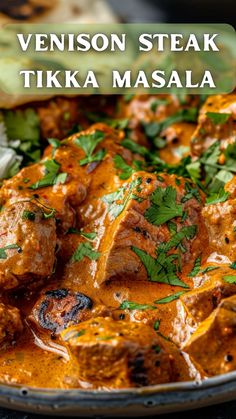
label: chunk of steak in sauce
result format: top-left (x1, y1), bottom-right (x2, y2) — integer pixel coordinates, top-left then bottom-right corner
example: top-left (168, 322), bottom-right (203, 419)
top-left (172, 271), bottom-right (236, 346)
top-left (202, 198), bottom-right (236, 261)
top-left (191, 93), bottom-right (236, 157)
top-left (0, 201), bottom-right (56, 290)
top-left (183, 295), bottom-right (236, 376)
top-left (118, 94), bottom-right (198, 162)
top-left (30, 289), bottom-right (93, 334)
top-left (96, 171), bottom-right (208, 286)
top-left (0, 124), bottom-right (131, 233)
top-left (61, 316), bottom-right (176, 388)
top-left (0, 303), bottom-right (23, 346)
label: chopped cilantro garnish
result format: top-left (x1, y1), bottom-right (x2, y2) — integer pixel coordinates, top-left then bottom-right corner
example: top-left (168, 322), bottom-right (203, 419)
top-left (158, 225), bottom-right (197, 253)
top-left (143, 108), bottom-right (198, 139)
top-left (103, 178), bottom-right (141, 219)
top-left (200, 266), bottom-right (219, 275)
top-left (0, 244), bottom-right (22, 259)
top-left (119, 300), bottom-right (156, 310)
top-left (22, 210), bottom-right (35, 221)
top-left (145, 186), bottom-right (183, 226)
top-left (71, 242), bottom-right (100, 263)
top-left (223, 275), bottom-right (236, 284)
top-left (80, 231), bottom-right (97, 241)
top-left (206, 188), bottom-right (229, 205)
top-left (153, 319), bottom-right (161, 331)
top-left (206, 112), bottom-right (231, 125)
top-left (154, 291), bottom-right (186, 304)
top-left (150, 98), bottom-right (169, 112)
top-left (188, 256), bottom-right (201, 277)
top-left (75, 130), bottom-right (106, 166)
top-left (29, 159), bottom-right (67, 190)
top-left (114, 155), bottom-right (135, 180)
top-left (48, 138), bottom-right (61, 157)
top-left (230, 261), bottom-right (236, 270)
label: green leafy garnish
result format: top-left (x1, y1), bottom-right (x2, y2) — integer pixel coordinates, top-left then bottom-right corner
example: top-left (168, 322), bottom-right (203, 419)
top-left (114, 155), bottom-right (135, 180)
top-left (188, 256), bottom-right (201, 277)
top-left (119, 300), bottom-right (156, 310)
top-left (0, 244), bottom-right (22, 259)
top-left (71, 242), bottom-right (100, 263)
top-left (143, 108), bottom-right (198, 139)
top-left (153, 319), bottom-right (161, 331)
top-left (80, 231), bottom-right (97, 241)
top-left (22, 210), bottom-right (35, 221)
top-left (29, 159), bottom-right (67, 190)
top-left (75, 130), bottom-right (106, 166)
top-left (223, 275), bottom-right (236, 284)
top-left (206, 188), bottom-right (229, 205)
top-left (43, 208), bottom-right (56, 219)
top-left (154, 291), bottom-right (186, 304)
top-left (145, 186), bottom-right (183, 226)
top-left (158, 225), bottom-right (197, 253)
top-left (150, 98), bottom-right (169, 112)
top-left (206, 112), bottom-right (231, 125)
top-left (103, 178), bottom-right (141, 219)
top-left (48, 138), bottom-right (61, 157)
top-left (230, 261), bottom-right (236, 270)
top-left (200, 266), bottom-right (219, 275)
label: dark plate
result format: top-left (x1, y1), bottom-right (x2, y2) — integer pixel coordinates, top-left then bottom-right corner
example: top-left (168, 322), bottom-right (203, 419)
top-left (0, 371), bottom-right (236, 416)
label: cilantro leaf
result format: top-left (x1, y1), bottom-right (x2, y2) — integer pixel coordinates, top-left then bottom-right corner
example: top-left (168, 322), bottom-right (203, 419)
top-left (145, 186), bottom-right (183, 226)
top-left (119, 300), bottom-right (156, 310)
top-left (199, 266), bottom-right (219, 275)
top-left (29, 159), bottom-right (67, 190)
top-left (0, 244), bottom-right (21, 259)
top-left (132, 246), bottom-right (188, 288)
top-left (154, 291), bottom-right (186, 304)
top-left (103, 178), bottom-right (141, 219)
top-left (206, 188), bottom-right (229, 205)
top-left (158, 225), bottom-right (197, 253)
top-left (4, 108), bottom-right (40, 144)
top-left (114, 155), bottom-right (135, 180)
top-left (223, 275), bottom-right (236, 284)
top-left (71, 242), bottom-right (100, 263)
top-left (75, 130), bottom-right (106, 166)
top-left (143, 108), bottom-right (198, 139)
top-left (206, 112), bottom-right (231, 125)
top-left (22, 210), bottom-right (36, 221)
top-left (80, 231), bottom-right (97, 241)
top-left (48, 138), bottom-right (61, 157)
top-left (188, 256), bottom-right (201, 277)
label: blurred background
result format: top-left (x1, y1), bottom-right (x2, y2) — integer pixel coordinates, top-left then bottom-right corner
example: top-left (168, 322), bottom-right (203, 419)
top-left (0, 0), bottom-right (234, 26)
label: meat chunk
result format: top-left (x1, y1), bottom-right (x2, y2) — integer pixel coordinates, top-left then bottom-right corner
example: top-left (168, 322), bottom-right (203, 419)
top-left (202, 198), bottom-right (236, 260)
top-left (0, 303), bottom-right (23, 346)
top-left (159, 122), bottom-right (195, 164)
top-left (172, 272), bottom-right (236, 346)
top-left (96, 171), bottom-right (208, 286)
top-left (183, 295), bottom-right (236, 376)
top-left (0, 201), bottom-right (56, 290)
top-left (30, 289), bottom-right (93, 334)
top-left (191, 93), bottom-right (236, 157)
top-left (180, 275), bottom-right (236, 324)
top-left (61, 317), bottom-right (176, 388)
top-left (0, 123), bottom-right (130, 233)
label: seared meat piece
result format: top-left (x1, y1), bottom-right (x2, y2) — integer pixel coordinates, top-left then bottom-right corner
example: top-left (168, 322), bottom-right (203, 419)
top-left (180, 275), bottom-right (236, 324)
top-left (0, 123), bottom-right (130, 233)
top-left (172, 272), bottom-right (236, 346)
top-left (191, 93), bottom-right (236, 157)
top-left (0, 303), bottom-right (23, 346)
top-left (118, 94), bottom-right (198, 154)
top-left (159, 122), bottom-right (195, 164)
top-left (96, 171), bottom-right (207, 285)
top-left (30, 289), bottom-right (93, 334)
top-left (37, 97), bottom-right (81, 140)
top-left (184, 295), bottom-right (236, 376)
top-left (0, 201), bottom-right (56, 290)
top-left (61, 317), bottom-right (176, 388)
top-left (202, 198), bottom-right (236, 260)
